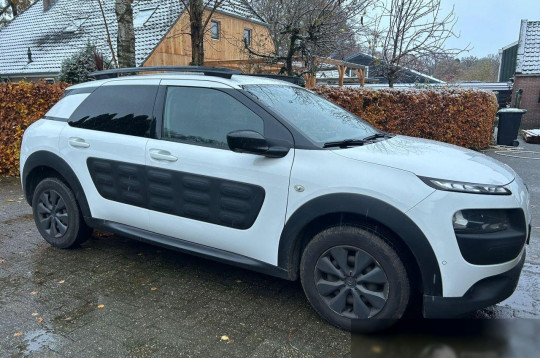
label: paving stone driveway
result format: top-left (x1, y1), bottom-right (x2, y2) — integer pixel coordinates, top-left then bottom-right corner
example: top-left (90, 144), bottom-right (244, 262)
top-left (0, 141), bottom-right (538, 357)
top-left (0, 177), bottom-right (348, 357)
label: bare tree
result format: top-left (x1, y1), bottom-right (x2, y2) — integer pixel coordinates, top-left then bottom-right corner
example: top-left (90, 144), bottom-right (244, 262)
top-left (430, 55), bottom-right (460, 82)
top-left (115, 0), bottom-right (135, 68)
top-left (243, 0), bottom-right (372, 76)
top-left (457, 54), bottom-right (500, 82)
top-left (177, 0), bottom-right (228, 66)
top-left (96, 0), bottom-right (118, 68)
top-left (375, 0), bottom-right (467, 87)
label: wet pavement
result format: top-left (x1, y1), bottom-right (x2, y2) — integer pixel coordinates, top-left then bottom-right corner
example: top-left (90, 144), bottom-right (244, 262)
top-left (0, 140), bottom-right (538, 357)
top-left (0, 174), bottom-right (349, 357)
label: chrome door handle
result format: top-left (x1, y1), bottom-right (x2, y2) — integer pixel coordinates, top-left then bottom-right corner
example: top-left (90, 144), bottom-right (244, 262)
top-left (68, 137), bottom-right (90, 148)
top-left (149, 149), bottom-right (178, 162)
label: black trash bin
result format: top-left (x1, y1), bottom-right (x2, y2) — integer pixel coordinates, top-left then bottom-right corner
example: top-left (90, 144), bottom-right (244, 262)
top-left (497, 108), bottom-right (527, 146)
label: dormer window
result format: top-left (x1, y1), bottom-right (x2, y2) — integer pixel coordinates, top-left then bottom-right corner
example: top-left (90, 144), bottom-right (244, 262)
top-left (134, 7), bottom-right (157, 28)
top-left (64, 17), bottom-right (87, 33)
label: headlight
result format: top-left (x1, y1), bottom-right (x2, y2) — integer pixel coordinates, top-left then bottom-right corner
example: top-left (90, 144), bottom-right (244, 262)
top-left (419, 177), bottom-right (511, 195)
top-left (453, 210), bottom-right (509, 233)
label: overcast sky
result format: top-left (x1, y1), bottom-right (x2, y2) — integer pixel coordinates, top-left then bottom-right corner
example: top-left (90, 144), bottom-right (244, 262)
top-left (440, 0), bottom-right (540, 58)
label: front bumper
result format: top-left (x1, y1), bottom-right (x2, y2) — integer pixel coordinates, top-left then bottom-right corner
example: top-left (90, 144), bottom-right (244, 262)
top-left (423, 250), bottom-right (526, 318)
top-left (407, 176), bottom-right (531, 297)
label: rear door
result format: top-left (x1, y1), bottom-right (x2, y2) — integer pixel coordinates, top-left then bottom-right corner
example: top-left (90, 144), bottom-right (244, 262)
top-left (58, 79), bottom-right (159, 230)
top-left (144, 80), bottom-right (295, 264)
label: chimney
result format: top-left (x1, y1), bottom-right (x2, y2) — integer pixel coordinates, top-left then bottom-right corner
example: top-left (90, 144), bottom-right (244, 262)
top-left (43, 0), bottom-right (54, 12)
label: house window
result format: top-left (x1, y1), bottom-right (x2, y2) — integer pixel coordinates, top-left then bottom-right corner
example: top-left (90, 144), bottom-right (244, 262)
top-left (64, 17), bottom-right (87, 32)
top-left (211, 20), bottom-right (220, 40)
top-left (133, 7), bottom-right (157, 28)
top-left (244, 28), bottom-right (252, 46)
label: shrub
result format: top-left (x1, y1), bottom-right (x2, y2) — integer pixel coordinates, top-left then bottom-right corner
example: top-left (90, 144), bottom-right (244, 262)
top-left (0, 81), bottom-right (68, 176)
top-left (312, 86), bottom-right (499, 149)
top-left (0, 83), bottom-right (498, 176)
top-left (58, 43), bottom-right (110, 84)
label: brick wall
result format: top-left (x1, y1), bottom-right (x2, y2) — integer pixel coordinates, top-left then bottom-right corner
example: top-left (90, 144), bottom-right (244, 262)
top-left (513, 75), bottom-right (540, 129)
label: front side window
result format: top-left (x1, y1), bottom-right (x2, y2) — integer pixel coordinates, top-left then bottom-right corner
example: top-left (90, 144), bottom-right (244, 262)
top-left (68, 85), bottom-right (158, 137)
top-left (244, 85), bottom-right (379, 146)
top-left (244, 28), bottom-right (252, 46)
top-left (162, 87), bottom-right (264, 149)
top-left (211, 20), bottom-right (220, 40)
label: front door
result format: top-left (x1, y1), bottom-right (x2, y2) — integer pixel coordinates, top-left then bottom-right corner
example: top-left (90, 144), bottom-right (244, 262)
top-left (145, 80), bottom-right (294, 265)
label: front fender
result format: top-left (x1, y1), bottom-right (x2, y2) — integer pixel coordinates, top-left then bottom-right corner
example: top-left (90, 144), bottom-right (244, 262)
top-left (278, 193), bottom-right (442, 296)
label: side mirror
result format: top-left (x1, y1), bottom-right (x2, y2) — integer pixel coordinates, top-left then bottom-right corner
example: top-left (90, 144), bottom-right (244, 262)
top-left (227, 130), bottom-right (290, 158)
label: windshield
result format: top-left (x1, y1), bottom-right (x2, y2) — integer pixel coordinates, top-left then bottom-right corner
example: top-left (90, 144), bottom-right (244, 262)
top-left (243, 84), bottom-right (380, 146)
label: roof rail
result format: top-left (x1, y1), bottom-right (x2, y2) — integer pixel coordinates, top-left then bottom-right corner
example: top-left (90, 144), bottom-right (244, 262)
top-left (89, 66), bottom-right (243, 80)
top-left (245, 74), bottom-right (304, 86)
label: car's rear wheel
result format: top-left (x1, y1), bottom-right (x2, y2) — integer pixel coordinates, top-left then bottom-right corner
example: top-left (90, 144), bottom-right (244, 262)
top-left (300, 225), bottom-right (410, 333)
top-left (32, 177), bottom-right (92, 249)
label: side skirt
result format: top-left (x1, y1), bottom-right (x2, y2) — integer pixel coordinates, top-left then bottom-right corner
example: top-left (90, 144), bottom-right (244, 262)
top-left (86, 218), bottom-right (291, 280)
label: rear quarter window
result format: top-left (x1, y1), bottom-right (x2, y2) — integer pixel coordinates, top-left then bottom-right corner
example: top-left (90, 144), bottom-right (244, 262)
top-left (45, 93), bottom-right (92, 121)
top-left (68, 85), bottom-right (158, 137)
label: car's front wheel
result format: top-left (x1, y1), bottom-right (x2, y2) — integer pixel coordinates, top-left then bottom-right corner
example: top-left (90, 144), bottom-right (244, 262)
top-left (32, 177), bottom-right (92, 249)
top-left (300, 225), bottom-right (410, 332)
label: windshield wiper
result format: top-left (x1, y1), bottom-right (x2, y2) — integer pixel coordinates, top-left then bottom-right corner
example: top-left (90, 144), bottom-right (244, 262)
top-left (323, 139), bottom-right (366, 148)
top-left (362, 133), bottom-right (391, 141)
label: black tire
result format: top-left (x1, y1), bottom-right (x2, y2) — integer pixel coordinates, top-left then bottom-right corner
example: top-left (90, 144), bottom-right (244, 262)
top-left (32, 177), bottom-right (92, 249)
top-left (300, 225), bottom-right (410, 333)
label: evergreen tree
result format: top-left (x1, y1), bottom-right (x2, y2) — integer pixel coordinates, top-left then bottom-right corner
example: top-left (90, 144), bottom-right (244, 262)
top-left (58, 43), bottom-right (109, 84)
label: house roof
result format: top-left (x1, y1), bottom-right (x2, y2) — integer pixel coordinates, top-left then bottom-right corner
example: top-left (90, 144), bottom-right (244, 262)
top-left (0, 0), bottom-right (262, 77)
top-left (516, 20), bottom-right (540, 75)
top-left (344, 52), bottom-right (444, 84)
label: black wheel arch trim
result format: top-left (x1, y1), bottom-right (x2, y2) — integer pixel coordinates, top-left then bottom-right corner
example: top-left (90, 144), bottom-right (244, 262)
top-left (278, 193), bottom-right (443, 296)
top-left (22, 151), bottom-right (92, 220)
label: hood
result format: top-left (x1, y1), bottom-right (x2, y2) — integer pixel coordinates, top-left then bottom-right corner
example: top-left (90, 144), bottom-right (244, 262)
top-left (332, 135), bottom-right (515, 186)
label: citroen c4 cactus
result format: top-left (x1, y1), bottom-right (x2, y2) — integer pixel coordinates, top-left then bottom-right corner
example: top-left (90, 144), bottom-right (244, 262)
top-left (20, 67), bottom-right (532, 332)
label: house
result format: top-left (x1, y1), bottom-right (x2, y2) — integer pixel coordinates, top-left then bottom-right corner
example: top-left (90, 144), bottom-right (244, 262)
top-left (0, 0), bottom-right (273, 82)
top-left (498, 41), bottom-right (519, 83)
top-left (513, 19), bottom-right (540, 129)
top-left (340, 52), bottom-right (444, 85)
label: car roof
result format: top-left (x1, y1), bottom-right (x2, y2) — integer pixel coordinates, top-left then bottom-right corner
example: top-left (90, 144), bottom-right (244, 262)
top-left (67, 74), bottom-right (297, 91)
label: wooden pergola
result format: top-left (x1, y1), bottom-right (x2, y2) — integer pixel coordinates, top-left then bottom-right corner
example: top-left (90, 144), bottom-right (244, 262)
top-left (204, 57), bottom-right (366, 88)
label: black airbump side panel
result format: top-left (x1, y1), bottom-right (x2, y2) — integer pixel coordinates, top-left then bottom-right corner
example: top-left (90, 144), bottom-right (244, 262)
top-left (87, 158), bottom-right (265, 230)
top-left (87, 158), bottom-right (147, 208)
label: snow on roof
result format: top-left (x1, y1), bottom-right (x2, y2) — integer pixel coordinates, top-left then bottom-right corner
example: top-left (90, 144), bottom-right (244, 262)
top-left (516, 20), bottom-right (540, 75)
top-left (405, 67), bottom-right (445, 84)
top-left (0, 0), bottom-right (262, 76)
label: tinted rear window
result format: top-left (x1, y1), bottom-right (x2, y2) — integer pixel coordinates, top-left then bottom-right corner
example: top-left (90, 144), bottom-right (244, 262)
top-left (68, 85), bottom-right (158, 137)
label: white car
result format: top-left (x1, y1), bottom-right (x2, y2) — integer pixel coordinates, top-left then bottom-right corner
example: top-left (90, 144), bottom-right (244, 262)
top-left (20, 67), bottom-right (532, 332)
